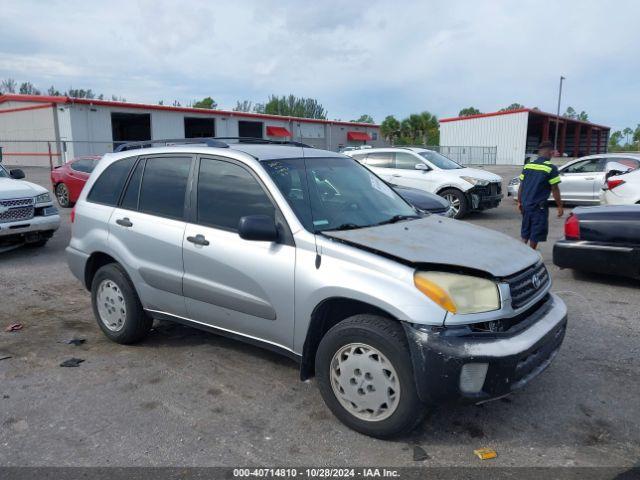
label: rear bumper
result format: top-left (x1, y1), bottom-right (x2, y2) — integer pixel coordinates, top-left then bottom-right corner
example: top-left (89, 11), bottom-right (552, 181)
top-left (66, 246), bottom-right (90, 287)
top-left (403, 293), bottom-right (567, 405)
top-left (553, 240), bottom-right (640, 278)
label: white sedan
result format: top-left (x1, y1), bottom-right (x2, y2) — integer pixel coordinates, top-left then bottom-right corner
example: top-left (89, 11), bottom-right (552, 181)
top-left (601, 168), bottom-right (640, 205)
top-left (508, 154), bottom-right (640, 204)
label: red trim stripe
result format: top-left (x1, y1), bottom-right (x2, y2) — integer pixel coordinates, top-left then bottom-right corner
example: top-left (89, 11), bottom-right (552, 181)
top-left (440, 108), bottom-right (610, 130)
top-left (0, 103), bottom-right (54, 114)
top-left (0, 152), bottom-right (61, 157)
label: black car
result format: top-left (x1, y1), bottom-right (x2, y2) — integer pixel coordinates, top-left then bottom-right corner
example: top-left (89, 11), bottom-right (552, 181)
top-left (553, 205), bottom-right (640, 278)
top-left (389, 183), bottom-right (453, 217)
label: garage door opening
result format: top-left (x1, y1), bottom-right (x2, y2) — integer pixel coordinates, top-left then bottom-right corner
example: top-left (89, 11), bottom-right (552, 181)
top-left (238, 121), bottom-right (263, 140)
top-left (184, 117), bottom-right (215, 138)
top-left (111, 113), bottom-right (151, 149)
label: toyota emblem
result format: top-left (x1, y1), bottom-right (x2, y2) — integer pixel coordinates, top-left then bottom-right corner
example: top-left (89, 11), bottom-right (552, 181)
top-left (531, 273), bottom-right (541, 289)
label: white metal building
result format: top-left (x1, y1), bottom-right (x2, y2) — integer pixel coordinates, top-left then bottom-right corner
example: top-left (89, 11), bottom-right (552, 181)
top-left (0, 94), bottom-right (384, 166)
top-left (440, 108), bottom-right (610, 165)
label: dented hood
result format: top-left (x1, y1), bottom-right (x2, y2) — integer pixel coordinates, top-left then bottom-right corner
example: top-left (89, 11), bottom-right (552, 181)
top-left (323, 216), bottom-right (540, 277)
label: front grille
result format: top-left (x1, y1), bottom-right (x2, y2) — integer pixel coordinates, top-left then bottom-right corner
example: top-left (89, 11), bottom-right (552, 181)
top-left (473, 182), bottom-right (502, 197)
top-left (0, 198), bottom-right (35, 223)
top-left (504, 263), bottom-right (549, 309)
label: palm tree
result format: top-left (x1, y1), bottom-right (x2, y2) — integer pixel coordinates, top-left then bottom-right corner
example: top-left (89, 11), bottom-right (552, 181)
top-left (623, 127), bottom-right (633, 146)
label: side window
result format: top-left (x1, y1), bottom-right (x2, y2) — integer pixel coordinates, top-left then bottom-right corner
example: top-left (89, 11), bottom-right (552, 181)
top-left (563, 159), bottom-right (600, 173)
top-left (365, 152), bottom-right (393, 168)
top-left (197, 158), bottom-right (275, 231)
top-left (120, 159), bottom-right (144, 211)
top-left (70, 159), bottom-right (95, 173)
top-left (394, 152), bottom-right (422, 170)
top-left (87, 156), bottom-right (136, 206)
top-left (138, 156), bottom-right (191, 220)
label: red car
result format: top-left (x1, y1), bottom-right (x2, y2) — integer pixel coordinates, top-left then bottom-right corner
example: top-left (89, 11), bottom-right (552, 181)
top-left (50, 156), bottom-right (101, 207)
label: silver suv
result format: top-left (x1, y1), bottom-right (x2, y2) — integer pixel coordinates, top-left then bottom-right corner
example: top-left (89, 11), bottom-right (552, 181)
top-left (67, 139), bottom-right (567, 438)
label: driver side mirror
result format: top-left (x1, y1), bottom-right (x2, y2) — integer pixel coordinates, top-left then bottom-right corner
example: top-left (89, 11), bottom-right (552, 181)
top-left (238, 215), bottom-right (279, 242)
top-left (10, 169), bottom-right (25, 179)
top-left (415, 163), bottom-right (429, 172)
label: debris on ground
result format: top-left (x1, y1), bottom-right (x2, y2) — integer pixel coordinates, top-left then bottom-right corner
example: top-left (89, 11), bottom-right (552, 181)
top-left (413, 445), bottom-right (430, 461)
top-left (4, 323), bottom-right (23, 332)
top-left (60, 358), bottom-right (85, 367)
top-left (60, 338), bottom-right (86, 346)
top-left (0, 356), bottom-right (12, 361)
top-left (473, 447), bottom-right (497, 460)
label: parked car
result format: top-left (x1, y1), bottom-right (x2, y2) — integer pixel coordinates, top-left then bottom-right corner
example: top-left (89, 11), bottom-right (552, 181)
top-left (508, 154), bottom-right (640, 203)
top-left (600, 167), bottom-right (640, 206)
top-left (0, 163), bottom-right (60, 251)
top-left (50, 156), bottom-right (101, 207)
top-left (390, 183), bottom-right (454, 217)
top-left (553, 205), bottom-right (640, 278)
top-left (67, 139), bottom-right (567, 438)
top-left (346, 147), bottom-right (502, 219)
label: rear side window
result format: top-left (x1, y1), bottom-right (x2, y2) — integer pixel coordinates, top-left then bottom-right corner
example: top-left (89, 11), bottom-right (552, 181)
top-left (87, 157), bottom-right (136, 206)
top-left (365, 152), bottom-right (393, 168)
top-left (197, 158), bottom-right (275, 231)
top-left (71, 158), bottom-right (96, 173)
top-left (138, 156), bottom-right (191, 220)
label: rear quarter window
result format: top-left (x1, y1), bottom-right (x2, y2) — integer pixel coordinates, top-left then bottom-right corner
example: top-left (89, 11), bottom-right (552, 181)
top-left (87, 156), bottom-right (137, 206)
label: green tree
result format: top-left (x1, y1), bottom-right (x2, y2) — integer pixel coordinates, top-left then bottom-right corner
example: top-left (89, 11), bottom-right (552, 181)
top-left (609, 131), bottom-right (623, 150)
top-left (192, 97), bottom-right (218, 109)
top-left (47, 86), bottom-right (61, 96)
top-left (633, 124), bottom-right (640, 144)
top-left (0, 78), bottom-right (17, 94)
top-left (380, 115), bottom-right (400, 143)
top-left (19, 82), bottom-right (40, 95)
top-left (261, 95), bottom-right (327, 119)
top-left (623, 127), bottom-right (633, 145)
top-left (351, 114), bottom-right (374, 124)
top-left (563, 106), bottom-right (577, 119)
top-left (500, 103), bottom-right (525, 111)
top-left (458, 107), bottom-right (481, 116)
top-left (233, 100), bottom-right (254, 112)
top-left (577, 111), bottom-right (589, 121)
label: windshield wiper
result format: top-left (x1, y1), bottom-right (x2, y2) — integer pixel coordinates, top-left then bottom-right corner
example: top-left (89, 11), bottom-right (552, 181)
top-left (372, 214), bottom-right (421, 227)
top-left (324, 223), bottom-right (363, 231)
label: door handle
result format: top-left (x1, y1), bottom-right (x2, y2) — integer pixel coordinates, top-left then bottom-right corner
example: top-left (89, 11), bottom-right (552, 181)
top-left (116, 217), bottom-right (133, 227)
top-left (392, 174), bottom-right (402, 177)
top-left (187, 234), bottom-right (210, 246)
top-left (584, 177), bottom-right (595, 180)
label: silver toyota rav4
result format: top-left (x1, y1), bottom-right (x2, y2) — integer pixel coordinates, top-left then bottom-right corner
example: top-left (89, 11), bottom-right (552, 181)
top-left (67, 138), bottom-right (567, 438)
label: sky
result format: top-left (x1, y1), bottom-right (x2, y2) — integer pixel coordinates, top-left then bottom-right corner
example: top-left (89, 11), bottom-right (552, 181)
top-left (1, 0), bottom-right (639, 131)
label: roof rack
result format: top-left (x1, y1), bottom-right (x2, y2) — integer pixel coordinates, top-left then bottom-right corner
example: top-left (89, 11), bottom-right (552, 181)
top-left (212, 137), bottom-right (313, 148)
top-left (114, 138), bottom-right (229, 152)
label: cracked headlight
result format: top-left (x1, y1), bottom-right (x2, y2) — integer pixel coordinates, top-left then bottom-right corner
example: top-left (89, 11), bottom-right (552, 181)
top-left (34, 193), bottom-right (51, 204)
top-left (414, 271), bottom-right (500, 314)
top-left (461, 176), bottom-right (490, 187)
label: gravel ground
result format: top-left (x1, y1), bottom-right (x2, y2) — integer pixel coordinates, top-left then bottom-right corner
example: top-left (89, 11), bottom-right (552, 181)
top-left (0, 165), bottom-right (638, 468)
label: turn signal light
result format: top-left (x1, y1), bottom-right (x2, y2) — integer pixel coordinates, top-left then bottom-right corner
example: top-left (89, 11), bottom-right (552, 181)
top-left (564, 213), bottom-right (580, 240)
top-left (606, 178), bottom-right (625, 190)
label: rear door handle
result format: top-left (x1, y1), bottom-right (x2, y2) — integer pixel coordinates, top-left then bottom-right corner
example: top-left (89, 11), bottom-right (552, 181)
top-left (116, 217), bottom-right (133, 227)
top-left (187, 234), bottom-right (210, 246)
top-left (584, 177), bottom-right (595, 180)
top-left (392, 174), bottom-right (402, 177)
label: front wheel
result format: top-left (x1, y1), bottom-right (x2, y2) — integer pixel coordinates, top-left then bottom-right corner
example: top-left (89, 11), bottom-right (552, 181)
top-left (55, 183), bottom-right (72, 208)
top-left (439, 188), bottom-right (469, 219)
top-left (315, 315), bottom-right (426, 438)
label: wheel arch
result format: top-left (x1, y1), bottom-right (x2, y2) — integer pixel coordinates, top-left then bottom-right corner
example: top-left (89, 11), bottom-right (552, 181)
top-left (84, 251), bottom-right (120, 290)
top-left (299, 297), bottom-right (402, 381)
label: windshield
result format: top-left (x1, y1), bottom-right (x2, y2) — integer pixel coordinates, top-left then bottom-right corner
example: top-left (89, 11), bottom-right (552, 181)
top-left (419, 151), bottom-right (462, 170)
top-left (262, 157), bottom-right (418, 232)
top-left (0, 165), bottom-right (8, 178)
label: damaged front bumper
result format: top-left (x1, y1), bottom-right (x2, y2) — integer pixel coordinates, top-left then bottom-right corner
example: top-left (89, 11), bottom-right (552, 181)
top-left (402, 293), bottom-right (567, 405)
top-left (468, 183), bottom-right (503, 210)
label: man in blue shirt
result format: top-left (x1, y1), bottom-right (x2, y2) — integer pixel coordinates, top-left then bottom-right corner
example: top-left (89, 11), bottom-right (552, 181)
top-left (517, 141), bottom-right (564, 249)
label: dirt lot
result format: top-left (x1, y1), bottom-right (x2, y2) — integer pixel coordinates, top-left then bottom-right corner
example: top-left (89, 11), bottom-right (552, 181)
top-left (0, 165), bottom-right (639, 468)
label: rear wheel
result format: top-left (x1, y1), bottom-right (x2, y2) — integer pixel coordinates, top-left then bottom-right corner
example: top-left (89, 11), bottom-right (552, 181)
top-left (439, 188), bottom-right (469, 219)
top-left (91, 263), bottom-right (152, 344)
top-left (315, 315), bottom-right (425, 438)
top-left (55, 183), bottom-right (72, 208)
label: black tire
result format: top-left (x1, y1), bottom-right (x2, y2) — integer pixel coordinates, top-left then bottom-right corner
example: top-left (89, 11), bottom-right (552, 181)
top-left (439, 188), bottom-right (469, 219)
top-left (315, 314), bottom-right (426, 438)
top-left (55, 183), bottom-right (73, 208)
top-left (90, 263), bottom-right (152, 344)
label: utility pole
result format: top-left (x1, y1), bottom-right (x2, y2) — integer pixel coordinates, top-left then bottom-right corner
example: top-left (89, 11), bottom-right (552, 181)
top-left (553, 76), bottom-right (565, 153)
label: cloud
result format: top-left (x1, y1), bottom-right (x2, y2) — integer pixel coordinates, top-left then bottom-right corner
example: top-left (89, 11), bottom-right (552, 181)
top-left (0, 0), bottom-right (638, 129)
